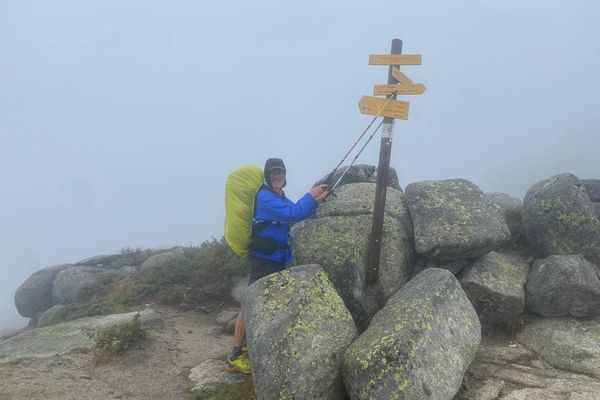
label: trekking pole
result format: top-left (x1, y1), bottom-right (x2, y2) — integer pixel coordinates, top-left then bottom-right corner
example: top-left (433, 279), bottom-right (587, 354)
top-left (323, 96), bottom-right (396, 187)
top-left (330, 118), bottom-right (385, 192)
top-left (322, 116), bottom-right (379, 184)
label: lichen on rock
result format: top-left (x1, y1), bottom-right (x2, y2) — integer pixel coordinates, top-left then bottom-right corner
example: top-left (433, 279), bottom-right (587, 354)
top-left (522, 173), bottom-right (600, 261)
top-left (460, 251), bottom-right (529, 324)
top-left (405, 179), bottom-right (510, 261)
top-left (291, 183), bottom-right (414, 330)
top-left (525, 254), bottom-right (600, 317)
top-left (241, 264), bottom-right (357, 400)
top-left (342, 268), bottom-right (481, 400)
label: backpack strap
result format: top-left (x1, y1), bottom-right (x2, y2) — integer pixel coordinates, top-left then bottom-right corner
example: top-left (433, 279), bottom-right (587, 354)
top-left (251, 185), bottom-right (279, 234)
top-left (251, 185), bottom-right (284, 237)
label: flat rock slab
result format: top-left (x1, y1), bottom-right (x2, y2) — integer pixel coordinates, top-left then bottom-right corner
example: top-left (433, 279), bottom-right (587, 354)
top-left (0, 308), bottom-right (163, 364)
top-left (188, 358), bottom-right (250, 394)
top-left (516, 316), bottom-right (600, 378)
top-left (456, 328), bottom-right (600, 400)
top-left (405, 179), bottom-right (510, 260)
top-left (316, 182), bottom-right (410, 221)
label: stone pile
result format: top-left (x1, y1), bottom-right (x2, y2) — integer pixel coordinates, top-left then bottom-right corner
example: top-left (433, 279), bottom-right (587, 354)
top-left (13, 167), bottom-right (600, 399)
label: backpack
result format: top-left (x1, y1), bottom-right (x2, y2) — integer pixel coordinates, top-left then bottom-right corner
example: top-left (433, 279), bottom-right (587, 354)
top-left (224, 164), bottom-right (264, 257)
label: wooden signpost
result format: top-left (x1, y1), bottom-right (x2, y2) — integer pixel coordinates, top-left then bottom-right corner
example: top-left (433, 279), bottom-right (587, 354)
top-left (362, 39), bottom-right (425, 286)
top-left (368, 54), bottom-right (422, 65)
top-left (358, 96), bottom-right (409, 119)
top-left (391, 67), bottom-right (413, 84)
top-left (373, 83), bottom-right (426, 96)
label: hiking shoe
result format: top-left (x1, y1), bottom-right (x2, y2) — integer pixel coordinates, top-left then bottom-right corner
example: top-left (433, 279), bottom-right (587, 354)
top-left (226, 355), bottom-right (251, 375)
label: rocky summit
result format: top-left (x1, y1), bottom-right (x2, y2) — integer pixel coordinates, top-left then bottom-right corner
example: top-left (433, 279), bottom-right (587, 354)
top-left (343, 268), bottom-right (481, 400)
top-left (241, 264), bottom-right (357, 400)
top-left (7, 169), bottom-right (600, 399)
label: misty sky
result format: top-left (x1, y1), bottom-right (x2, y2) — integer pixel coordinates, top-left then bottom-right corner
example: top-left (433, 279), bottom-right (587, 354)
top-left (1, 1), bottom-right (599, 329)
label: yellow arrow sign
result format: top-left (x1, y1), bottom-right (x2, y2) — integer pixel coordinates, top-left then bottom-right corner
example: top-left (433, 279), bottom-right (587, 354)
top-left (373, 83), bottom-right (426, 96)
top-left (369, 54), bottom-right (422, 65)
top-left (358, 96), bottom-right (409, 120)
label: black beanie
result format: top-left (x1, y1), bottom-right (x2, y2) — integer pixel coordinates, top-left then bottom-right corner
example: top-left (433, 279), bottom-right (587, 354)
top-left (264, 158), bottom-right (287, 188)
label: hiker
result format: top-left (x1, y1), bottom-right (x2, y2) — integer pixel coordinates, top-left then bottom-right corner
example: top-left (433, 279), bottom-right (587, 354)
top-left (226, 158), bottom-right (330, 374)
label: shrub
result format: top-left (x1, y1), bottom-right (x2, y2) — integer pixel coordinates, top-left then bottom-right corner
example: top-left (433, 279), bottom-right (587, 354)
top-left (183, 238), bottom-right (248, 290)
top-left (90, 313), bottom-right (147, 356)
top-left (107, 277), bottom-right (140, 304)
top-left (77, 272), bottom-right (120, 302)
top-left (157, 284), bottom-right (187, 304)
top-left (136, 238), bottom-right (248, 304)
top-left (108, 247), bottom-right (165, 269)
top-left (49, 237), bottom-right (249, 324)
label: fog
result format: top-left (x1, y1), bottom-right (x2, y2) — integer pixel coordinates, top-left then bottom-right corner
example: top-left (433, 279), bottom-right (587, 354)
top-left (1, 0), bottom-right (599, 329)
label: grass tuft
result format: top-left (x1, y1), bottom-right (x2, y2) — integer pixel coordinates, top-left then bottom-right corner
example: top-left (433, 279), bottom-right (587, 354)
top-left (89, 313), bottom-right (148, 363)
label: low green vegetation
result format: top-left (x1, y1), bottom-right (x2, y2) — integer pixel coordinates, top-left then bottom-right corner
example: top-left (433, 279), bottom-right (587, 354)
top-left (43, 301), bottom-right (128, 326)
top-left (89, 313), bottom-right (148, 363)
top-left (48, 238), bottom-right (248, 326)
top-left (108, 247), bottom-right (165, 269)
top-left (137, 240), bottom-right (248, 304)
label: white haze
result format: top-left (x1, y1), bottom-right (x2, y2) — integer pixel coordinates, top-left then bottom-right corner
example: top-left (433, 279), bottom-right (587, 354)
top-left (1, 0), bottom-right (599, 329)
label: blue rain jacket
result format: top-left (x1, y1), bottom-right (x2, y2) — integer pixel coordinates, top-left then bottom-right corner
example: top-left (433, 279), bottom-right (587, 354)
top-left (250, 186), bottom-right (317, 265)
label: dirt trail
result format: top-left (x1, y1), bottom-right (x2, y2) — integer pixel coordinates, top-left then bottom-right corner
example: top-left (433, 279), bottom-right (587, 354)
top-left (0, 304), bottom-right (232, 400)
top-left (4, 305), bottom-right (600, 399)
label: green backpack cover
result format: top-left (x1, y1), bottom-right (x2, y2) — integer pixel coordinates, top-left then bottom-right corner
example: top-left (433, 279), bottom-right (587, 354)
top-left (224, 164), bottom-right (264, 257)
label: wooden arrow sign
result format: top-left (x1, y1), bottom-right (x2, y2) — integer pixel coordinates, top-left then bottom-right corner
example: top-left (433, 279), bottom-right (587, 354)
top-left (369, 54), bottom-right (422, 65)
top-left (373, 83), bottom-right (426, 96)
top-left (391, 67), bottom-right (413, 84)
top-left (358, 96), bottom-right (409, 120)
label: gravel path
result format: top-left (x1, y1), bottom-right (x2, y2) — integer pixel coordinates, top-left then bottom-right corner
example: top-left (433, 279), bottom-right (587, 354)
top-left (0, 304), bottom-right (232, 400)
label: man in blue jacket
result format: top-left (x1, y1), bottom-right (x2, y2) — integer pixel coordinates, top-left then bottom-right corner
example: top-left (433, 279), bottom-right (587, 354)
top-left (226, 158), bottom-right (329, 374)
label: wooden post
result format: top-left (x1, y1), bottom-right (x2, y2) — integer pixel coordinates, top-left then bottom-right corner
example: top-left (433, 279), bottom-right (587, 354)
top-left (366, 39), bottom-right (402, 285)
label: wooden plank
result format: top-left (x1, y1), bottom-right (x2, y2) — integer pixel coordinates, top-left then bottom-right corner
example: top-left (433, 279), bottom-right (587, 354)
top-left (391, 67), bottom-right (413, 84)
top-left (358, 96), bottom-right (409, 120)
top-left (373, 83), bottom-right (426, 96)
top-left (369, 54), bottom-right (422, 65)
